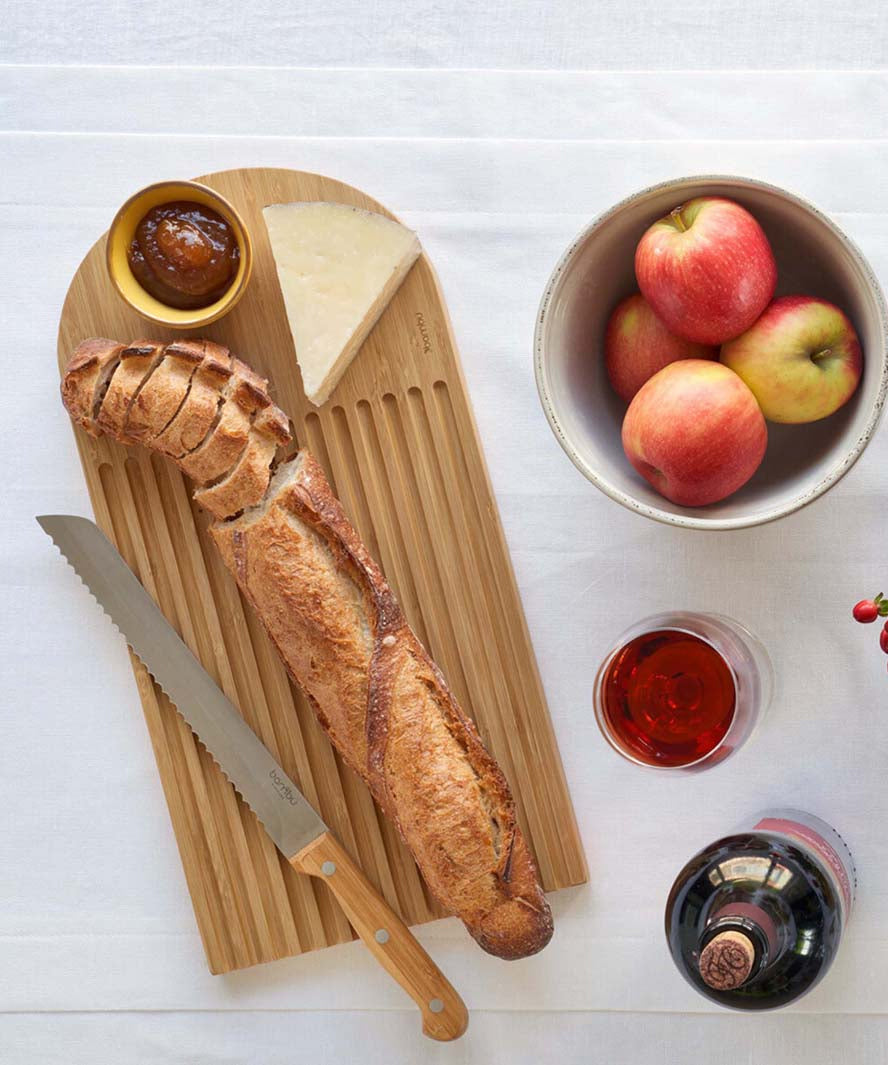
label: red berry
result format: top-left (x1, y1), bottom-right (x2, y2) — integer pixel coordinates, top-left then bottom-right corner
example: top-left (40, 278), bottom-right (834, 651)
top-left (853, 599), bottom-right (879, 623)
top-left (880, 630), bottom-right (888, 654)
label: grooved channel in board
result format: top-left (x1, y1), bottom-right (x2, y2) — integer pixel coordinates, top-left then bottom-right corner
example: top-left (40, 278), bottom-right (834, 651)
top-left (353, 399), bottom-right (430, 649)
top-left (57, 166), bottom-right (585, 973)
top-left (377, 393), bottom-right (474, 714)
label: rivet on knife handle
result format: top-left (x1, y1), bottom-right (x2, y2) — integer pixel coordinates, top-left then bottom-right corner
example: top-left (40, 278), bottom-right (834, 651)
top-left (292, 831), bottom-right (469, 1042)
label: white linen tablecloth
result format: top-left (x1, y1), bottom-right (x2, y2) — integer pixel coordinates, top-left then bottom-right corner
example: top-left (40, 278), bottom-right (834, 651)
top-left (3, 2), bottom-right (888, 1060)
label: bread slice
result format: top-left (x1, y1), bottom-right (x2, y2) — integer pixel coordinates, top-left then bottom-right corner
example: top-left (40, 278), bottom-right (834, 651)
top-left (124, 340), bottom-right (205, 443)
top-left (178, 360), bottom-right (271, 484)
top-left (192, 406), bottom-right (291, 519)
top-left (60, 338), bottom-right (125, 436)
top-left (153, 343), bottom-right (232, 457)
top-left (96, 341), bottom-right (166, 441)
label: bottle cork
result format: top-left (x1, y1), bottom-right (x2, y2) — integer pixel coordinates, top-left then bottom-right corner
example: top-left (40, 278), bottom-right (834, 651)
top-left (698, 930), bottom-right (756, 991)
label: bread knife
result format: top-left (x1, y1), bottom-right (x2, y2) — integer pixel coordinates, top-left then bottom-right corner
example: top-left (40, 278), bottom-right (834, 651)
top-left (37, 514), bottom-right (468, 1042)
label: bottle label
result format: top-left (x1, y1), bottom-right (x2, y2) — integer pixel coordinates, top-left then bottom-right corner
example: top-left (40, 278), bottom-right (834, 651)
top-left (751, 811), bottom-right (855, 920)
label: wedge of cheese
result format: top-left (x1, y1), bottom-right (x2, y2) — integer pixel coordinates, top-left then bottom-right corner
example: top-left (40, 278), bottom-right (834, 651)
top-left (262, 202), bottom-right (421, 406)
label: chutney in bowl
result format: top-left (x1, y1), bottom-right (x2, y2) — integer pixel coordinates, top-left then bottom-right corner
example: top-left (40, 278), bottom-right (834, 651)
top-left (106, 180), bottom-right (252, 329)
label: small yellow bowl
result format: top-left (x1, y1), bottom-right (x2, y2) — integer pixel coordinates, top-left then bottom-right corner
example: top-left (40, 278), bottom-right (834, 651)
top-left (106, 179), bottom-right (253, 329)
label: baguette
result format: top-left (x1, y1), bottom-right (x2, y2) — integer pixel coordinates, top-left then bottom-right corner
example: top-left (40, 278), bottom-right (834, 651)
top-left (61, 338), bottom-right (552, 960)
top-left (211, 452), bottom-right (553, 959)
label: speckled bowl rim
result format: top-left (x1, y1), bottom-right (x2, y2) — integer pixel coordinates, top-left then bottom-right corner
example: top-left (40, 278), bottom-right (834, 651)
top-left (534, 174), bottom-right (888, 531)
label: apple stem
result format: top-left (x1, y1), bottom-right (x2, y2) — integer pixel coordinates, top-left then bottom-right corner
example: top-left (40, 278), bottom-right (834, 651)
top-left (811, 348), bottom-right (832, 363)
top-left (669, 206), bottom-right (688, 233)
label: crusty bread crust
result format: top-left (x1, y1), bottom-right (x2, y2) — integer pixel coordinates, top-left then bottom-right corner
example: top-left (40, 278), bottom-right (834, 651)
top-left (211, 452), bottom-right (553, 959)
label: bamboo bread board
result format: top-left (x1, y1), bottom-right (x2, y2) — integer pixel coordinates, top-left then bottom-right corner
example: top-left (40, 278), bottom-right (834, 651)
top-left (57, 166), bottom-right (587, 974)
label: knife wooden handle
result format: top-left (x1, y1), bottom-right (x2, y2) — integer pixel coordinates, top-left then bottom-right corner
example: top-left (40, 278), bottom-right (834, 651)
top-left (292, 831), bottom-right (468, 1041)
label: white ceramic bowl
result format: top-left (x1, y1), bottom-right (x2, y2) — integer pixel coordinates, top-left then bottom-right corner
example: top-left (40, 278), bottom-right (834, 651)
top-left (534, 175), bottom-right (888, 530)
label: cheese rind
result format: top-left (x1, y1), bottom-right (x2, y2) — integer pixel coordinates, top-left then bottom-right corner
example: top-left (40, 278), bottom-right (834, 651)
top-left (262, 202), bottom-right (421, 406)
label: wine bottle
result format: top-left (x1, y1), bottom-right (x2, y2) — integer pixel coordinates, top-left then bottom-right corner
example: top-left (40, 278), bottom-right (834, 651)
top-left (665, 810), bottom-right (855, 1010)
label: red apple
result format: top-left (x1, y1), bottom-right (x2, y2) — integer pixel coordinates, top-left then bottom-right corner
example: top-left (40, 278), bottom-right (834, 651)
top-left (634, 197), bottom-right (777, 345)
top-left (720, 295), bottom-right (863, 423)
top-left (622, 360), bottom-right (767, 506)
top-left (605, 293), bottom-right (718, 402)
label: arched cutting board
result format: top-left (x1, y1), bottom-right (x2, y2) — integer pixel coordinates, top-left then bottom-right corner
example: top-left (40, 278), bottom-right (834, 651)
top-left (57, 167), bottom-right (586, 973)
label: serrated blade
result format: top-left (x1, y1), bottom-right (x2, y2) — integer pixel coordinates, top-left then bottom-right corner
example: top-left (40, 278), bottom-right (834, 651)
top-left (37, 514), bottom-right (326, 860)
